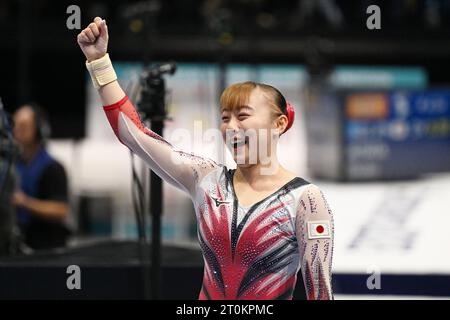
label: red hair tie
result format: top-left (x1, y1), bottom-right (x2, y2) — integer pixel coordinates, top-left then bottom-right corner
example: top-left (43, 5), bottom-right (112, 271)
top-left (283, 101), bottom-right (295, 134)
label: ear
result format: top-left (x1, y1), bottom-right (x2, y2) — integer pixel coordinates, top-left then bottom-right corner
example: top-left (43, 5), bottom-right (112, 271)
top-left (275, 114), bottom-right (289, 135)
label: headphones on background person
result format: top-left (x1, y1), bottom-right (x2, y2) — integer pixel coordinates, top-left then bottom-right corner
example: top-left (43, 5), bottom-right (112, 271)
top-left (25, 102), bottom-right (51, 143)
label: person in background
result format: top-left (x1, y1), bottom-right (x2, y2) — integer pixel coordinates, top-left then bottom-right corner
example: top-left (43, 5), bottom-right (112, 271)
top-left (12, 103), bottom-right (70, 250)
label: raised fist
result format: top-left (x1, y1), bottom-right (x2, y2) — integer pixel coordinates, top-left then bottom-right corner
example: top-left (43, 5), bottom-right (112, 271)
top-left (77, 17), bottom-right (109, 62)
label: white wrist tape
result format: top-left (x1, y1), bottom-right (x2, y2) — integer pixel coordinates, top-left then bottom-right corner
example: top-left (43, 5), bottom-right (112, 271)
top-left (85, 53), bottom-right (117, 89)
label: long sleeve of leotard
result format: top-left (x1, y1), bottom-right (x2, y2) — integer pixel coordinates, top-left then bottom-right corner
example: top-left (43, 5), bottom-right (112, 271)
top-left (295, 184), bottom-right (334, 300)
top-left (102, 95), bottom-right (221, 199)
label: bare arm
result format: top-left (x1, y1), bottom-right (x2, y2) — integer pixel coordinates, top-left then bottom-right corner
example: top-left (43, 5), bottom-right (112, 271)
top-left (13, 191), bottom-right (68, 222)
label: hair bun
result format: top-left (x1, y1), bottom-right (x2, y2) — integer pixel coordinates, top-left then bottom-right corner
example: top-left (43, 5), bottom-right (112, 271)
top-left (283, 101), bottom-right (295, 133)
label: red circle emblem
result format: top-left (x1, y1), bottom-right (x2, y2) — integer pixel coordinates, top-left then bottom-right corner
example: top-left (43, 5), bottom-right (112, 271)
top-left (316, 225), bottom-right (325, 234)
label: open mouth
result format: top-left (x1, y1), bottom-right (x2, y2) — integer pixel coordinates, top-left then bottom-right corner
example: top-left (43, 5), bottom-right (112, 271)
top-left (232, 136), bottom-right (249, 149)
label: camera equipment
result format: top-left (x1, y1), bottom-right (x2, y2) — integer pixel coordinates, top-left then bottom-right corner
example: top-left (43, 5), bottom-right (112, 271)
top-left (137, 62), bottom-right (176, 120)
top-left (133, 62), bottom-right (177, 299)
top-left (0, 98), bottom-right (20, 256)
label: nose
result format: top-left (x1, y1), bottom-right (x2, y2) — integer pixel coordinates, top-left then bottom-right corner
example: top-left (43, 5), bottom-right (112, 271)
top-left (226, 116), bottom-right (241, 133)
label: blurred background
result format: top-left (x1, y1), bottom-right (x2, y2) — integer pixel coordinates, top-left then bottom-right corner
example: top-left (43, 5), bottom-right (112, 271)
top-left (0, 0), bottom-right (450, 299)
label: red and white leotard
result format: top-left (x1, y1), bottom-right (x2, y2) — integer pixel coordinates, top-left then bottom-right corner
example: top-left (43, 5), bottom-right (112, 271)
top-left (103, 95), bottom-right (334, 300)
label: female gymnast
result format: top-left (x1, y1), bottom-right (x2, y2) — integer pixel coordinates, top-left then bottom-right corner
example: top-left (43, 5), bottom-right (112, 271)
top-left (77, 17), bottom-right (334, 300)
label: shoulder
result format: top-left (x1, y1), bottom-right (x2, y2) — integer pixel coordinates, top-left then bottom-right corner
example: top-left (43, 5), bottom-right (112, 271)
top-left (45, 159), bottom-right (66, 173)
top-left (297, 183), bottom-right (333, 216)
top-left (195, 164), bottom-right (227, 189)
top-left (41, 159), bottom-right (67, 179)
top-left (299, 182), bottom-right (327, 198)
top-left (304, 183), bottom-right (322, 196)
top-left (36, 159), bottom-right (69, 200)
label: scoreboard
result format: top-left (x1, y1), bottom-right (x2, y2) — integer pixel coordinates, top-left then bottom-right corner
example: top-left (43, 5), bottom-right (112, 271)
top-left (306, 89), bottom-right (450, 180)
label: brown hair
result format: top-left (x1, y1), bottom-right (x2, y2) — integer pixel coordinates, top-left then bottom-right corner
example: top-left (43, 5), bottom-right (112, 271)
top-left (219, 81), bottom-right (288, 118)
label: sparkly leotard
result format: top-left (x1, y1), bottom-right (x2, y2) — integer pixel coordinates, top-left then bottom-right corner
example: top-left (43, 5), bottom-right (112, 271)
top-left (103, 95), bottom-right (334, 300)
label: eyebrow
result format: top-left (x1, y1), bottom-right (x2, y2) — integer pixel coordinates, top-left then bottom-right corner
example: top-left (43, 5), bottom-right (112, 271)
top-left (239, 105), bottom-right (254, 112)
top-left (221, 105), bottom-right (254, 112)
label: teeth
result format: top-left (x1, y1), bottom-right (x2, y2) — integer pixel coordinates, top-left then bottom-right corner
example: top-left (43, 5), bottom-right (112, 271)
top-left (231, 136), bottom-right (248, 148)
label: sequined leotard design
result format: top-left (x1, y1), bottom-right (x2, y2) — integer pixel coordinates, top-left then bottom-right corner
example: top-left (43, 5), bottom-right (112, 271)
top-left (103, 95), bottom-right (334, 300)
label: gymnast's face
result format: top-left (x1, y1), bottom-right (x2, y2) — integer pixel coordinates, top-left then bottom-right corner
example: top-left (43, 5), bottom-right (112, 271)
top-left (220, 86), bottom-right (287, 167)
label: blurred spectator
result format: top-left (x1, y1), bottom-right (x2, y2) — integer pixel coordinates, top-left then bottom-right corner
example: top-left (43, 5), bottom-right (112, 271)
top-left (12, 104), bottom-right (70, 250)
top-left (291, 0), bottom-right (344, 30)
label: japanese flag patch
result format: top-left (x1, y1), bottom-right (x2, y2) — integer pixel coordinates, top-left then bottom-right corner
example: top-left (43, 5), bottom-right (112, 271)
top-left (307, 220), bottom-right (331, 240)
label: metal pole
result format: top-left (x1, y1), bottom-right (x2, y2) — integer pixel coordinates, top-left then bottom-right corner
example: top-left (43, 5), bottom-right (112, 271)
top-left (149, 118), bottom-right (163, 299)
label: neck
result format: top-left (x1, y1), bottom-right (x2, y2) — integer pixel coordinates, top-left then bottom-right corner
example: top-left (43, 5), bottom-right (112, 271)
top-left (22, 142), bottom-right (41, 163)
top-left (235, 154), bottom-right (283, 185)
